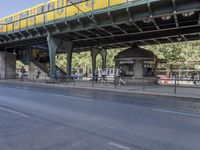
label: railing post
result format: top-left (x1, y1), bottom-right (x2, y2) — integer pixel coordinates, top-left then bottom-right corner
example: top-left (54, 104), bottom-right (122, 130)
top-left (54, 9), bottom-right (55, 21)
top-left (12, 23), bottom-right (14, 33)
top-left (26, 18), bottom-right (28, 30)
top-left (78, 3), bottom-right (80, 16)
top-left (34, 16), bottom-right (36, 27)
top-left (44, 12), bottom-right (46, 25)
top-left (19, 20), bottom-right (21, 31)
top-left (64, 4), bottom-right (66, 18)
top-left (143, 77), bottom-right (145, 91)
top-left (92, 0), bottom-right (94, 14)
top-left (114, 76), bottom-right (117, 89)
top-left (174, 76), bottom-right (177, 94)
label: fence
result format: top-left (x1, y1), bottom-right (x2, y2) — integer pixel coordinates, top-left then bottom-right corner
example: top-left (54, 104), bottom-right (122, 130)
top-left (0, 73), bottom-right (200, 97)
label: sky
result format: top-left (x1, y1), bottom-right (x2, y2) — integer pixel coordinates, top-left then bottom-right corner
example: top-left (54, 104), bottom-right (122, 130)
top-left (0, 0), bottom-right (46, 18)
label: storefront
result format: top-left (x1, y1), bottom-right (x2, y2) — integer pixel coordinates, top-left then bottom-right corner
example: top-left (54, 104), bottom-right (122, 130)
top-left (115, 45), bottom-right (158, 81)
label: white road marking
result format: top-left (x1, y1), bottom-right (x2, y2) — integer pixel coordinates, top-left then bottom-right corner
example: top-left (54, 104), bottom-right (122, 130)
top-left (152, 108), bottom-right (200, 118)
top-left (5, 87), bottom-right (27, 92)
top-left (0, 106), bottom-right (29, 118)
top-left (108, 142), bottom-right (132, 150)
top-left (53, 94), bottom-right (93, 102)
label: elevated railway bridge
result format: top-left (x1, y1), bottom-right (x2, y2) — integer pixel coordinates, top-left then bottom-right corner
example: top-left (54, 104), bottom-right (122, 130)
top-left (0, 0), bottom-right (200, 78)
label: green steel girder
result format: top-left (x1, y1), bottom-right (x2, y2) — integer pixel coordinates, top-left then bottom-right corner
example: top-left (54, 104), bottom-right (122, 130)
top-left (47, 35), bottom-right (73, 78)
top-left (91, 48), bottom-right (107, 78)
top-left (0, 0), bottom-right (200, 50)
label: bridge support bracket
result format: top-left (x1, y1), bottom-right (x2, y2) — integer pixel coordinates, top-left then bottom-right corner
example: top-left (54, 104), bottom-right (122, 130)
top-left (47, 35), bottom-right (73, 79)
top-left (91, 48), bottom-right (107, 79)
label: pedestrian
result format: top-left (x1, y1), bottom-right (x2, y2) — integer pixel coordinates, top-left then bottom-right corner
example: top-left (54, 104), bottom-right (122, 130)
top-left (94, 70), bottom-right (98, 82)
top-left (101, 69), bottom-right (106, 82)
top-left (118, 68), bottom-right (126, 85)
top-left (20, 66), bottom-right (25, 81)
top-left (56, 70), bottom-right (61, 82)
top-left (35, 68), bottom-right (41, 80)
top-left (191, 74), bottom-right (196, 85)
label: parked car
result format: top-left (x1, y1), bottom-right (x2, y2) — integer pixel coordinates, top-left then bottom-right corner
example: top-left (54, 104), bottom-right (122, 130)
top-left (156, 75), bottom-right (170, 84)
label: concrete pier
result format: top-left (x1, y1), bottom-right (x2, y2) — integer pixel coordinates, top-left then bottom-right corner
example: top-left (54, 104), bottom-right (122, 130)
top-left (0, 52), bottom-right (16, 79)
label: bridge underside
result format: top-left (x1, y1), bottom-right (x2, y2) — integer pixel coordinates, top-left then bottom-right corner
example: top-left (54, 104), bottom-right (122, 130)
top-left (0, 0), bottom-right (200, 78)
top-left (0, 0), bottom-right (199, 52)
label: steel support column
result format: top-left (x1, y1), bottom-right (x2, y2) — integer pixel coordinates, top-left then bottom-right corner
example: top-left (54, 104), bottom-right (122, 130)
top-left (67, 47), bottom-right (73, 78)
top-left (100, 49), bottom-right (107, 71)
top-left (47, 35), bottom-right (73, 79)
top-left (91, 48), bottom-right (107, 79)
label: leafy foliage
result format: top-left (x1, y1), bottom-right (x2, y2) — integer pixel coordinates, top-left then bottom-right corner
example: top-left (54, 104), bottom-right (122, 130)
top-left (145, 41), bottom-right (200, 65)
top-left (17, 41), bottom-right (200, 71)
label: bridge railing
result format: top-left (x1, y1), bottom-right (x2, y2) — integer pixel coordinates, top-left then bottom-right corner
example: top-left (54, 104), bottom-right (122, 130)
top-left (0, 0), bottom-right (140, 34)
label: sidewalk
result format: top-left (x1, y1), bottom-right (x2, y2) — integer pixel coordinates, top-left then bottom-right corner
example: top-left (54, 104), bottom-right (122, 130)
top-left (0, 79), bottom-right (200, 100)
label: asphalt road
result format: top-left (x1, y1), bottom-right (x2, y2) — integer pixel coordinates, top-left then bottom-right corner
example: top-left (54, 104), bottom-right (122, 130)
top-left (0, 83), bottom-right (200, 150)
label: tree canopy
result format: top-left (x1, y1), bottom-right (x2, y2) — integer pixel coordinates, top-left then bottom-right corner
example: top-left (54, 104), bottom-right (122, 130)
top-left (17, 41), bottom-right (200, 71)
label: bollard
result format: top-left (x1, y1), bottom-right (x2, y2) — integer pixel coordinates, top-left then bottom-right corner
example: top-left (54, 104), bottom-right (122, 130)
top-left (114, 79), bottom-right (117, 89)
top-left (114, 76), bottom-right (117, 89)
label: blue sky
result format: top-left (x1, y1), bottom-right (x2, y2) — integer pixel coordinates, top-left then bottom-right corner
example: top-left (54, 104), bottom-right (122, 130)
top-left (0, 0), bottom-right (45, 18)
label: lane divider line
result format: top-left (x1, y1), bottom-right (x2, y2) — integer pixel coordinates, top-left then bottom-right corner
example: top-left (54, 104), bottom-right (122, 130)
top-left (53, 94), bottom-right (93, 102)
top-left (108, 142), bottom-right (132, 150)
top-left (0, 106), bottom-right (29, 118)
top-left (152, 108), bottom-right (200, 118)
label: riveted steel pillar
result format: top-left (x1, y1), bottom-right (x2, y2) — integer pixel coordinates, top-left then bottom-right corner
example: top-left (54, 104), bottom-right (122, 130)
top-left (91, 49), bottom-right (99, 79)
top-left (91, 48), bottom-right (107, 79)
top-left (47, 35), bottom-right (73, 79)
top-left (99, 49), bottom-right (107, 71)
top-left (67, 48), bottom-right (73, 78)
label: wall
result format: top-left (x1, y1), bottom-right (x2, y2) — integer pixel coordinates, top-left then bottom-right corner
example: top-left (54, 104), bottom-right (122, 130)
top-left (0, 52), bottom-right (5, 79)
top-left (0, 52), bottom-right (16, 79)
top-left (134, 60), bottom-right (143, 78)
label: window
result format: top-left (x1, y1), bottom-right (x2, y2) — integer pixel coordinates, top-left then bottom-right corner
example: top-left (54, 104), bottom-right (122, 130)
top-left (68, 0), bottom-right (82, 4)
top-left (14, 15), bottom-right (19, 27)
top-left (14, 15), bottom-right (18, 21)
top-left (86, 1), bottom-right (92, 7)
top-left (5, 17), bottom-right (13, 24)
top-left (30, 8), bottom-right (36, 16)
top-left (37, 6), bottom-right (44, 14)
top-left (57, 0), bottom-right (64, 14)
top-left (57, 0), bottom-right (64, 8)
top-left (48, 2), bottom-right (55, 11)
top-left (20, 11), bottom-right (29, 19)
top-left (0, 21), bottom-right (3, 30)
top-left (143, 61), bottom-right (155, 76)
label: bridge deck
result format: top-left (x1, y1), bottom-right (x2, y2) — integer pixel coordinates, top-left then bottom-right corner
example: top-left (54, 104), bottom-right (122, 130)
top-left (0, 0), bottom-right (200, 51)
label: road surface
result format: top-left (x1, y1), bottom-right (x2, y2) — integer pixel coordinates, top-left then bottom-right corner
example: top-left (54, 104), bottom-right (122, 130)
top-left (0, 83), bottom-right (199, 150)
